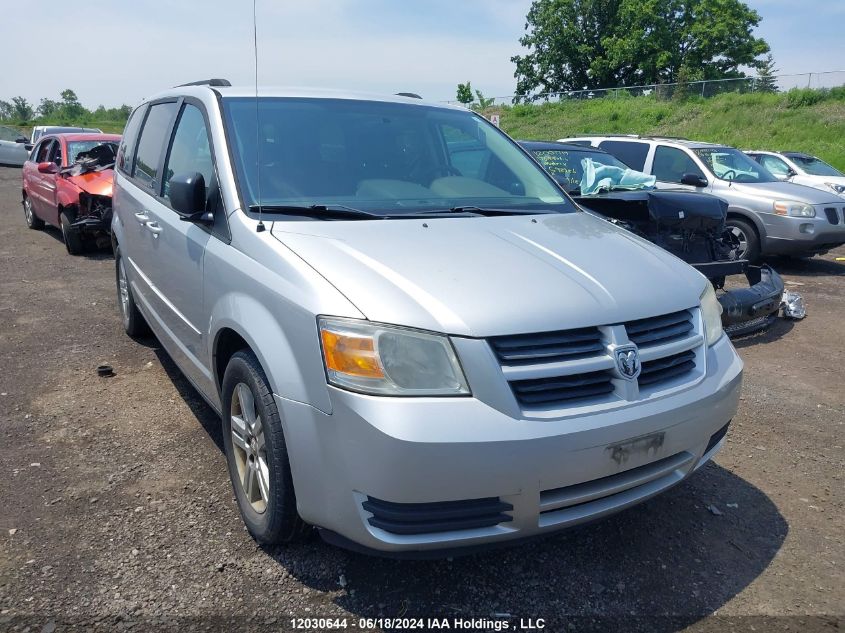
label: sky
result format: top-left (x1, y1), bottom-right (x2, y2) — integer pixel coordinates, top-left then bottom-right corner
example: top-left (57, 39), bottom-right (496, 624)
top-left (1, 0), bottom-right (843, 109)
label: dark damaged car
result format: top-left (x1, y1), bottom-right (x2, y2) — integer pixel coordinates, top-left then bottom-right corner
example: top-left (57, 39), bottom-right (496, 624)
top-left (22, 133), bottom-right (120, 254)
top-left (520, 141), bottom-right (789, 336)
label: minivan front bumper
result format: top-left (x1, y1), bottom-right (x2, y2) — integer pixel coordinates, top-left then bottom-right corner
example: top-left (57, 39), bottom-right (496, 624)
top-left (275, 336), bottom-right (742, 554)
top-left (763, 209), bottom-right (845, 255)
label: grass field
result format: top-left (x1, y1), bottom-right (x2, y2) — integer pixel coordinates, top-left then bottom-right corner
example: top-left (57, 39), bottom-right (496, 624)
top-left (495, 88), bottom-right (845, 170)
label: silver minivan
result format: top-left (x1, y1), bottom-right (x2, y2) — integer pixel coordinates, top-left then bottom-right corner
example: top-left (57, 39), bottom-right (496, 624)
top-left (112, 83), bottom-right (742, 555)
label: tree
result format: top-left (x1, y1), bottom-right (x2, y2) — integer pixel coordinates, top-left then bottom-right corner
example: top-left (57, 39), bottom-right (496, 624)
top-left (512, 0), bottom-right (623, 101)
top-left (38, 98), bottom-right (60, 118)
top-left (0, 100), bottom-right (12, 120)
top-left (456, 82), bottom-right (474, 105)
top-left (756, 54), bottom-right (778, 93)
top-left (58, 88), bottom-right (85, 119)
top-left (10, 96), bottom-right (33, 121)
top-left (513, 0), bottom-right (770, 101)
top-left (474, 90), bottom-right (495, 110)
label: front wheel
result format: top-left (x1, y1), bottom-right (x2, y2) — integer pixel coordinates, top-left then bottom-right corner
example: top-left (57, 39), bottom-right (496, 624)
top-left (23, 196), bottom-right (44, 230)
top-left (221, 350), bottom-right (310, 544)
top-left (60, 210), bottom-right (85, 255)
top-left (723, 218), bottom-right (761, 263)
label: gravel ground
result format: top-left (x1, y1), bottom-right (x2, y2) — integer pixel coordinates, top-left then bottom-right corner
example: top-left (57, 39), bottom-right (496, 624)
top-left (0, 164), bottom-right (842, 633)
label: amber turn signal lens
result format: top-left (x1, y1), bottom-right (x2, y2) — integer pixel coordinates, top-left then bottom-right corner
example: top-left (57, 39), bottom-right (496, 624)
top-left (321, 329), bottom-right (385, 379)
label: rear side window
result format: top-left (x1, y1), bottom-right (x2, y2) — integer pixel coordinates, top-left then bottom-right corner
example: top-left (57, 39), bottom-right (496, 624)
top-left (133, 102), bottom-right (178, 190)
top-left (116, 105), bottom-right (147, 175)
top-left (598, 140), bottom-right (650, 171)
top-left (162, 104), bottom-right (214, 203)
top-left (652, 145), bottom-right (705, 183)
top-left (758, 154), bottom-right (791, 177)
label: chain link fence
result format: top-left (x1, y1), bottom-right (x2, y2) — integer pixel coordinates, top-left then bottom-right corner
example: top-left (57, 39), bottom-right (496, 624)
top-left (447, 70), bottom-right (845, 107)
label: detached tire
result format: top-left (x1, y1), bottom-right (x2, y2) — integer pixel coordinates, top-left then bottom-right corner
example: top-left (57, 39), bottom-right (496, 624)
top-left (60, 210), bottom-right (85, 255)
top-left (724, 217), bottom-right (761, 263)
top-left (114, 247), bottom-right (149, 337)
top-left (23, 196), bottom-right (44, 230)
top-left (222, 350), bottom-right (310, 545)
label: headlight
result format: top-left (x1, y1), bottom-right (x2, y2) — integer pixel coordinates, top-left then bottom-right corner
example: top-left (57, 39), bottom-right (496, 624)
top-left (773, 200), bottom-right (815, 217)
top-left (824, 182), bottom-right (845, 195)
top-left (700, 283), bottom-right (724, 346)
top-left (318, 317), bottom-right (470, 396)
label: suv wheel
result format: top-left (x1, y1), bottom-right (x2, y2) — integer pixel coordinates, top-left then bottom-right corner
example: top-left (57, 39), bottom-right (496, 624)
top-left (115, 247), bottom-right (149, 337)
top-left (222, 350), bottom-right (310, 545)
top-left (23, 196), bottom-right (44, 230)
top-left (724, 218), bottom-right (760, 263)
top-left (60, 210), bottom-right (85, 255)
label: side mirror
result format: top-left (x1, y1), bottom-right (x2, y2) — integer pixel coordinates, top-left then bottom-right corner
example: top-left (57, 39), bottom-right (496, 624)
top-left (24, 144), bottom-right (33, 151)
top-left (169, 172), bottom-right (213, 223)
top-left (785, 168), bottom-right (797, 179)
top-left (680, 172), bottom-right (708, 188)
top-left (37, 162), bottom-right (58, 174)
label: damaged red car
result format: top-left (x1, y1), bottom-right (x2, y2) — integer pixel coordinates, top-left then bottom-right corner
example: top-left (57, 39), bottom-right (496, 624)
top-left (21, 133), bottom-right (120, 254)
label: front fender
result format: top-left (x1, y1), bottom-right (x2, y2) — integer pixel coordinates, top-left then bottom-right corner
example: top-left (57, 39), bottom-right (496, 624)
top-left (208, 293), bottom-right (333, 415)
top-left (727, 206), bottom-right (766, 238)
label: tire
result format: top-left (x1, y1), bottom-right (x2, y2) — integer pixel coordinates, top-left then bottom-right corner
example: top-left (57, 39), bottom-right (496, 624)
top-left (724, 217), bottom-right (761, 263)
top-left (114, 247), bottom-right (149, 337)
top-left (221, 350), bottom-right (310, 545)
top-left (23, 196), bottom-right (44, 230)
top-left (60, 210), bottom-right (85, 255)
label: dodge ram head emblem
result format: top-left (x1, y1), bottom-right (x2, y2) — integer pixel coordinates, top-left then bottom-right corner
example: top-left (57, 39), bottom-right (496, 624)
top-left (615, 346), bottom-right (641, 380)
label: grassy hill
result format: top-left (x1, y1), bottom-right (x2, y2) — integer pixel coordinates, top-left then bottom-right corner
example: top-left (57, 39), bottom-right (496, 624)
top-left (496, 88), bottom-right (845, 170)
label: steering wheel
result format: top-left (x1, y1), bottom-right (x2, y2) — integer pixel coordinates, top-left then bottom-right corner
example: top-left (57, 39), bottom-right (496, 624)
top-left (721, 169), bottom-right (737, 180)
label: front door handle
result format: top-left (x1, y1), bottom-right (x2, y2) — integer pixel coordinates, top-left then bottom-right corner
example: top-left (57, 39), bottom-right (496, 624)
top-left (134, 211), bottom-right (150, 224)
top-left (145, 221), bottom-right (163, 237)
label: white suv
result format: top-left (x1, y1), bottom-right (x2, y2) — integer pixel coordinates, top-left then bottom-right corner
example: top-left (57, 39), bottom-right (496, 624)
top-left (560, 136), bottom-right (845, 261)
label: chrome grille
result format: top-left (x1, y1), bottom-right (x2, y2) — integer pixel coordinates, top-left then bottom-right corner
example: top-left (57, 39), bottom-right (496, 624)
top-left (510, 370), bottom-right (614, 407)
top-left (639, 349), bottom-right (696, 386)
top-left (625, 310), bottom-right (693, 346)
top-left (489, 327), bottom-right (604, 364)
top-left (492, 308), bottom-right (703, 411)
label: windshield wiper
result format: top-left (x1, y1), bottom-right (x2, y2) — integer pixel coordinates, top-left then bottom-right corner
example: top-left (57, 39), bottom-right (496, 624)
top-left (447, 206), bottom-right (556, 216)
top-left (249, 204), bottom-right (383, 220)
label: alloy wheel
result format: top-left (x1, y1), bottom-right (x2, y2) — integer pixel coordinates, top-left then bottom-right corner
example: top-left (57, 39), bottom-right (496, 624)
top-left (23, 198), bottom-right (33, 224)
top-left (726, 226), bottom-right (749, 259)
top-left (230, 383), bottom-right (270, 513)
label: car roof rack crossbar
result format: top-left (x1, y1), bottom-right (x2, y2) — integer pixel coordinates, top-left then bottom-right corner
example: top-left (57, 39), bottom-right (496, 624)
top-left (176, 78), bottom-right (232, 88)
top-left (395, 92), bottom-right (423, 99)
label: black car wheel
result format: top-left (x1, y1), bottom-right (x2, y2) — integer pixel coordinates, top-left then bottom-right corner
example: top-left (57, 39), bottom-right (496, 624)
top-left (724, 218), bottom-right (760, 263)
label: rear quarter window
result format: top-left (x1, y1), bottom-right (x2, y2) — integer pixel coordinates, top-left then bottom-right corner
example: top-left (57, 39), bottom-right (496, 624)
top-left (598, 140), bottom-right (650, 171)
top-left (117, 104), bottom-right (148, 175)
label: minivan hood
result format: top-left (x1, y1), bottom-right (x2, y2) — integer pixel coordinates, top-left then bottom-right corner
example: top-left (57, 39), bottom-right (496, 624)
top-left (271, 212), bottom-right (706, 337)
top-left (720, 180), bottom-right (840, 204)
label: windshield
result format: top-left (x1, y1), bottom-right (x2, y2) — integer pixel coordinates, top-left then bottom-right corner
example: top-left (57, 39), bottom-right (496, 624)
top-left (530, 148), bottom-right (631, 191)
top-left (223, 97), bottom-right (573, 217)
top-left (786, 154), bottom-right (842, 177)
top-left (693, 147), bottom-right (777, 183)
top-left (68, 140), bottom-right (118, 164)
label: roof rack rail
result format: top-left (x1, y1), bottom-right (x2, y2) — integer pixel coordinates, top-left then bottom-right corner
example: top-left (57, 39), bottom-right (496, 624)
top-left (176, 78), bottom-right (232, 88)
top-left (639, 135), bottom-right (689, 141)
top-left (395, 92), bottom-right (422, 99)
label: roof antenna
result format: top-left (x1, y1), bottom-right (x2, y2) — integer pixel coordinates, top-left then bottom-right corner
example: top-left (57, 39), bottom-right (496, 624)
top-left (253, 0), bottom-right (265, 233)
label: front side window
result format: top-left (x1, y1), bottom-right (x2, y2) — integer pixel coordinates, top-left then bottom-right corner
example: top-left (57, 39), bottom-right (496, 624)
top-left (531, 148), bottom-right (631, 191)
top-left (598, 140), bottom-right (650, 171)
top-left (222, 97), bottom-right (572, 217)
top-left (651, 146), bottom-right (706, 183)
top-left (133, 102), bottom-right (178, 189)
top-left (35, 140), bottom-right (53, 163)
top-left (163, 104), bottom-right (214, 203)
top-left (693, 147), bottom-right (777, 183)
top-left (785, 154), bottom-right (842, 177)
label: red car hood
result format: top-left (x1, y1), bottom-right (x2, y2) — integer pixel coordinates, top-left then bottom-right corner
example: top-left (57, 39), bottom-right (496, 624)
top-left (67, 169), bottom-right (114, 197)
